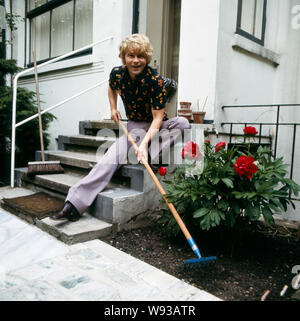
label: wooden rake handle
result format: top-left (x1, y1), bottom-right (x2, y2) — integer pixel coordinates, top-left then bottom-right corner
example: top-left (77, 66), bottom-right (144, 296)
top-left (118, 121), bottom-right (192, 241)
top-left (33, 51), bottom-right (45, 162)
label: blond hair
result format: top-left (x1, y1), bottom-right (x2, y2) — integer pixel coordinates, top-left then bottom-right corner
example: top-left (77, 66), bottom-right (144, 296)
top-left (119, 34), bottom-right (153, 65)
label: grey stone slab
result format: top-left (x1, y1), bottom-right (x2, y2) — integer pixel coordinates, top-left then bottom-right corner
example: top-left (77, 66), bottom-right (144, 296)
top-left (79, 240), bottom-right (136, 266)
top-left (17, 167), bottom-right (128, 194)
top-left (45, 151), bottom-right (149, 192)
top-left (79, 120), bottom-right (124, 137)
top-left (88, 120), bottom-right (123, 130)
top-left (36, 213), bottom-right (112, 245)
top-left (0, 186), bottom-right (35, 200)
top-left (118, 164), bottom-right (145, 192)
top-left (91, 188), bottom-right (146, 224)
top-left (0, 205), bottom-right (69, 275)
top-left (0, 279), bottom-right (77, 301)
top-left (70, 240), bottom-right (221, 301)
top-left (58, 134), bottom-right (116, 149)
top-left (45, 150), bottom-right (97, 169)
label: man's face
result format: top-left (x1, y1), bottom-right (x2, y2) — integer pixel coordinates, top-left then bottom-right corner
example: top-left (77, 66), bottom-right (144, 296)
top-left (124, 50), bottom-right (147, 80)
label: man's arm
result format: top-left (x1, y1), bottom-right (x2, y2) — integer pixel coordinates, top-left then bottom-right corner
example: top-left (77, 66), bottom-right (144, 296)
top-left (136, 108), bottom-right (165, 163)
top-left (108, 85), bottom-right (122, 124)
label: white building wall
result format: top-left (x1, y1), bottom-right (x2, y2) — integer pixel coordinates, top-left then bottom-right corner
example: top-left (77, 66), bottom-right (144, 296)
top-left (13, 0), bottom-right (133, 150)
top-left (215, 0), bottom-right (280, 128)
top-left (177, 0), bottom-right (220, 120)
top-left (215, 0), bottom-right (300, 127)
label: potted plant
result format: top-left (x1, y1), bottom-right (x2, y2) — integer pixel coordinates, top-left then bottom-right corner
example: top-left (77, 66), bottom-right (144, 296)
top-left (192, 96), bottom-right (207, 124)
top-left (178, 101), bottom-right (192, 121)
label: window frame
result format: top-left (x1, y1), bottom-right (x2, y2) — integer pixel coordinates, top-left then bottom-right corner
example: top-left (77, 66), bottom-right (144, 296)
top-left (25, 0), bottom-right (92, 66)
top-left (236, 0), bottom-right (267, 46)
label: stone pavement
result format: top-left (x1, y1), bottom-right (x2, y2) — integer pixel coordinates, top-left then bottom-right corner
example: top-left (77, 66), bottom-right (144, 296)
top-left (0, 189), bottom-right (220, 301)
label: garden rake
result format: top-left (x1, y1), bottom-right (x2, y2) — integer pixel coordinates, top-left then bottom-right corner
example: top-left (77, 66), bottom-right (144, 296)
top-left (27, 52), bottom-right (64, 177)
top-left (118, 121), bottom-right (216, 268)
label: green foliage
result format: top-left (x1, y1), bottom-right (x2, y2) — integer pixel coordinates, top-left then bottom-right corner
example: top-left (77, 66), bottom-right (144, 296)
top-left (163, 139), bottom-right (300, 236)
top-left (5, 13), bottom-right (23, 31)
top-left (0, 85), bottom-right (55, 159)
top-left (0, 58), bottom-right (22, 81)
top-left (0, 59), bottom-right (56, 183)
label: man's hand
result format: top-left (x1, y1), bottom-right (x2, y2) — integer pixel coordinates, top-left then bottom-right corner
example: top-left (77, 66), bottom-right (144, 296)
top-left (111, 109), bottom-right (122, 124)
top-left (108, 86), bottom-right (121, 124)
top-left (136, 143), bottom-right (148, 164)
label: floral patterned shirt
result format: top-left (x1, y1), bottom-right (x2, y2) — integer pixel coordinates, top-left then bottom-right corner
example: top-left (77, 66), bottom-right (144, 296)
top-left (109, 65), bottom-right (168, 122)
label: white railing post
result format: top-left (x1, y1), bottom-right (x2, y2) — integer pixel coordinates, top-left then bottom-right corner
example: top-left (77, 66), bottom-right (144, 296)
top-left (10, 75), bottom-right (18, 188)
top-left (10, 36), bottom-right (113, 188)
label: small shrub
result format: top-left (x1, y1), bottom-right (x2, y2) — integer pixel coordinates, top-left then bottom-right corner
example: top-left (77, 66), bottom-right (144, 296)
top-left (161, 128), bottom-right (300, 237)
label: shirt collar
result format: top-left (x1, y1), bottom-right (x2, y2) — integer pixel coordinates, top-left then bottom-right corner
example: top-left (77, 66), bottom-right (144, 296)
top-left (123, 65), bottom-right (149, 84)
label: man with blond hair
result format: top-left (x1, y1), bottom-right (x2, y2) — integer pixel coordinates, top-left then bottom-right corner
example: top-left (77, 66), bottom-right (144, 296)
top-left (51, 34), bottom-right (190, 222)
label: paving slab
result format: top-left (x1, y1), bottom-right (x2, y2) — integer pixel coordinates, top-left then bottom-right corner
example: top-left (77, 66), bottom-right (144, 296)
top-left (0, 188), bottom-right (221, 301)
top-left (0, 205), bottom-right (69, 275)
top-left (36, 214), bottom-right (112, 244)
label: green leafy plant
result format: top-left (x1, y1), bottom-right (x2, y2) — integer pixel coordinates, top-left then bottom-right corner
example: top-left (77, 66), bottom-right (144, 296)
top-left (0, 58), bottom-right (56, 185)
top-left (162, 127), bottom-right (300, 236)
top-left (5, 13), bottom-right (24, 46)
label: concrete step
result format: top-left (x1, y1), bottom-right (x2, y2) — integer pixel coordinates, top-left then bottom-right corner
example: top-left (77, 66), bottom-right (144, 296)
top-left (0, 186), bottom-right (112, 245)
top-left (38, 150), bottom-right (147, 192)
top-left (15, 167), bottom-right (128, 195)
top-left (14, 167), bottom-right (152, 225)
top-left (79, 120), bottom-right (126, 137)
top-left (36, 214), bottom-right (112, 245)
top-left (57, 134), bottom-right (116, 154)
top-left (43, 150), bottom-right (100, 170)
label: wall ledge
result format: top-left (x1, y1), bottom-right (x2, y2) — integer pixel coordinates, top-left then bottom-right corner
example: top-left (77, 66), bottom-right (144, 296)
top-left (232, 34), bottom-right (280, 66)
top-left (20, 54), bottom-right (93, 79)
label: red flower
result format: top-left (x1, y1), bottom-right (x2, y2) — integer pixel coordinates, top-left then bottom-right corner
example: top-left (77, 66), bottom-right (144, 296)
top-left (215, 141), bottom-right (226, 152)
top-left (158, 167), bottom-right (167, 176)
top-left (204, 139), bottom-right (210, 144)
top-left (243, 126), bottom-right (258, 136)
top-left (234, 155), bottom-right (258, 179)
top-left (181, 141), bottom-right (201, 160)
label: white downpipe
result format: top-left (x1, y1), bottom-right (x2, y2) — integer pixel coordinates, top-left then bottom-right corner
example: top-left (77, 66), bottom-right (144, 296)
top-left (10, 36), bottom-right (113, 188)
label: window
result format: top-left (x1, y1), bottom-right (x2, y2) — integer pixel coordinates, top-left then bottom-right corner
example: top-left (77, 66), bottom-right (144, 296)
top-left (236, 0), bottom-right (267, 45)
top-left (27, 0), bottom-right (93, 63)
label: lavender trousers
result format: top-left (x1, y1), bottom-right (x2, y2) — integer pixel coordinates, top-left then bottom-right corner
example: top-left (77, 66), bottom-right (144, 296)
top-left (66, 117), bottom-right (190, 214)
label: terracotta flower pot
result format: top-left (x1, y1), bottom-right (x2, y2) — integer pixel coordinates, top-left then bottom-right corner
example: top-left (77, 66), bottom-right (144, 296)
top-left (178, 112), bottom-right (192, 122)
top-left (192, 111), bottom-right (206, 124)
top-left (178, 108), bottom-right (192, 114)
top-left (179, 102), bottom-right (192, 110)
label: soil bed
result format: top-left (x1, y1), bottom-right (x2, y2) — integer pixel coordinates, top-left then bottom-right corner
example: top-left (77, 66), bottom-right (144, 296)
top-left (103, 214), bottom-right (300, 301)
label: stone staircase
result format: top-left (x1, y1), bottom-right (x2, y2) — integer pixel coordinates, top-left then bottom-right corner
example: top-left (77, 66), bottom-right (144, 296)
top-left (11, 120), bottom-right (165, 244)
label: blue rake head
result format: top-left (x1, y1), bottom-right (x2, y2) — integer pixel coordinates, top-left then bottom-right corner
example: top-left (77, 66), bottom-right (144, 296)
top-left (184, 256), bottom-right (217, 269)
top-left (185, 237), bottom-right (217, 269)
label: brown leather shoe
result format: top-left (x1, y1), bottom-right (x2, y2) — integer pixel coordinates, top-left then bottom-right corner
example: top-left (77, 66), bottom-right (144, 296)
top-left (50, 201), bottom-right (81, 222)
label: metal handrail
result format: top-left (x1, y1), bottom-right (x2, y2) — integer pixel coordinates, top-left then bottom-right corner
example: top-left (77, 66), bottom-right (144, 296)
top-left (11, 36), bottom-right (113, 188)
top-left (222, 104), bottom-right (300, 108)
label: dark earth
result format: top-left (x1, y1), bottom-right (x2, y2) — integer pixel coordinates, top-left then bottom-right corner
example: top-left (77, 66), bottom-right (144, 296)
top-left (103, 212), bottom-right (300, 301)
